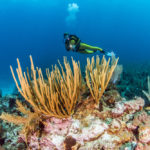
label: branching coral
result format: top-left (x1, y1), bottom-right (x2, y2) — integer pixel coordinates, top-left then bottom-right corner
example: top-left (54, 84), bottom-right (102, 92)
top-left (9, 55), bottom-right (81, 118)
top-left (85, 55), bottom-right (119, 104)
top-left (47, 57), bottom-right (82, 116)
top-left (0, 56), bottom-right (81, 142)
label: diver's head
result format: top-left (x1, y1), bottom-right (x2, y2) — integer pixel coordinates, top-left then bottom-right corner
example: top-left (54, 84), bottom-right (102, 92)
top-left (64, 32), bottom-right (69, 40)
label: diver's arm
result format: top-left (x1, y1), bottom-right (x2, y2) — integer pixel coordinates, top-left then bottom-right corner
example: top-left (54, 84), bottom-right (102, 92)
top-left (80, 43), bottom-right (104, 53)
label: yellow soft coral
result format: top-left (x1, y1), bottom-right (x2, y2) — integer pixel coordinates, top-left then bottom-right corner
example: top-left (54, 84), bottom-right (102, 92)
top-left (0, 55), bottom-right (118, 141)
top-left (86, 55), bottom-right (118, 104)
top-left (0, 56), bottom-right (82, 142)
top-left (9, 55), bottom-right (81, 118)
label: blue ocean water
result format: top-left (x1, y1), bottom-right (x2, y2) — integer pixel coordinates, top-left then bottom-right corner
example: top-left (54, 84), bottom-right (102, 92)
top-left (0, 0), bottom-right (150, 95)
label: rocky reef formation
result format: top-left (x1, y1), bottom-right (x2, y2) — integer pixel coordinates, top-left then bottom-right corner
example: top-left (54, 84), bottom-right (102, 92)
top-left (21, 95), bottom-right (149, 150)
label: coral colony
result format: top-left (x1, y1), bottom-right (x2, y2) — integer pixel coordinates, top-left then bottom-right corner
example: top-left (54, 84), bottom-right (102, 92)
top-left (0, 55), bottom-right (150, 150)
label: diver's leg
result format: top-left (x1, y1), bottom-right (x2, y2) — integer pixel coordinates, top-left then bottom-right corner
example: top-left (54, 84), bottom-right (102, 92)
top-left (78, 49), bottom-right (96, 54)
top-left (84, 49), bottom-right (96, 54)
top-left (80, 43), bottom-right (103, 52)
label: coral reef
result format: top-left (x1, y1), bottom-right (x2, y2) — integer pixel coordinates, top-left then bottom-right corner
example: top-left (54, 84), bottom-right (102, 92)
top-left (0, 94), bottom-right (26, 149)
top-left (0, 55), bottom-right (150, 150)
top-left (0, 122), bottom-right (25, 150)
top-left (14, 96), bottom-right (149, 150)
top-left (117, 64), bottom-right (149, 99)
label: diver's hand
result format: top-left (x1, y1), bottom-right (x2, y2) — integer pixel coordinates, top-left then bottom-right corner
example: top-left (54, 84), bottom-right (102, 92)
top-left (106, 52), bottom-right (113, 57)
top-left (105, 51), bottom-right (116, 57)
top-left (101, 50), bottom-right (115, 57)
top-left (100, 50), bottom-right (111, 56)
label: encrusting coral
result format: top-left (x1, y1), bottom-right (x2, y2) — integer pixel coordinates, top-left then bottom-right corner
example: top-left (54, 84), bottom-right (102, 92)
top-left (0, 55), bottom-right (119, 149)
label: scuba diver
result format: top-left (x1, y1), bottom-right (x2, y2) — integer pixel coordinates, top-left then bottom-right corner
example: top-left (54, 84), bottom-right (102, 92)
top-left (64, 33), bottom-right (113, 56)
